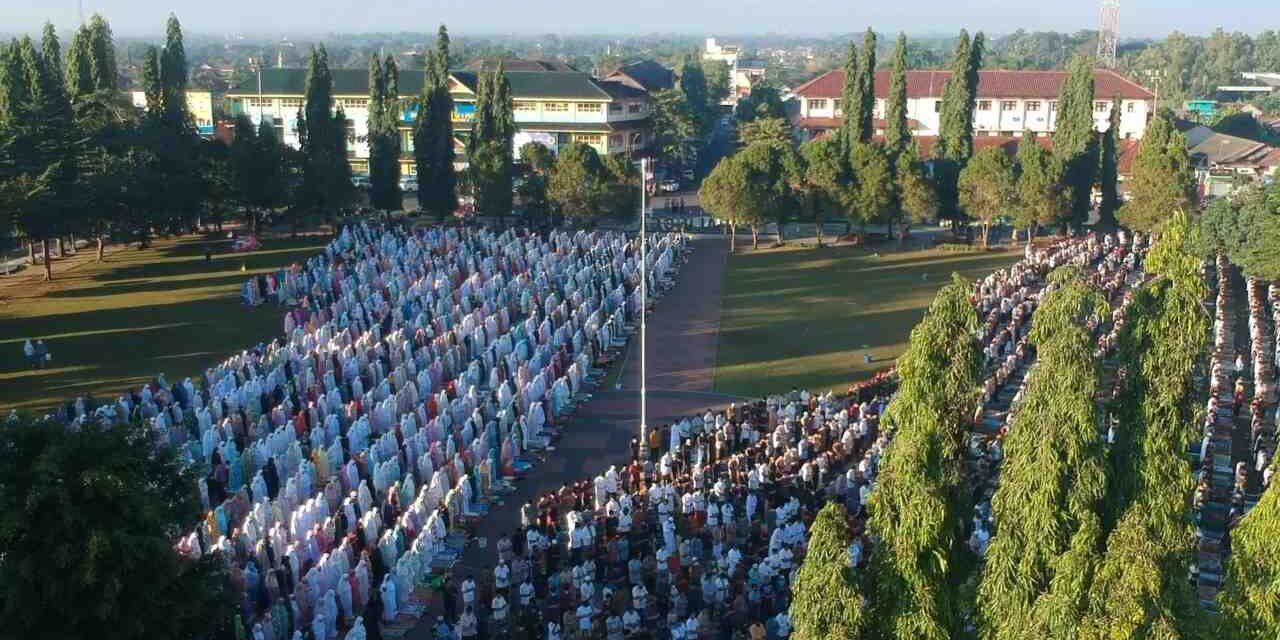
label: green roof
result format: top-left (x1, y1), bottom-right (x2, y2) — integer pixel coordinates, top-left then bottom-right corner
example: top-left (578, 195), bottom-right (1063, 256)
top-left (228, 68), bottom-right (614, 101)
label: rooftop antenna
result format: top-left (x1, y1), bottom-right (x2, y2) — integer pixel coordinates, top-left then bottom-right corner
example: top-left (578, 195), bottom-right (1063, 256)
top-left (1097, 0), bottom-right (1120, 68)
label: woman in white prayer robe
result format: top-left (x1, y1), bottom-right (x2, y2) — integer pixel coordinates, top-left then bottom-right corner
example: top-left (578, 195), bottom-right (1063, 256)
top-left (380, 574), bottom-right (398, 621)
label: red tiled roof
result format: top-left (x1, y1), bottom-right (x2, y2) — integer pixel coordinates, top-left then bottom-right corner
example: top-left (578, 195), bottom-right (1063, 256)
top-left (794, 68), bottom-right (1155, 101)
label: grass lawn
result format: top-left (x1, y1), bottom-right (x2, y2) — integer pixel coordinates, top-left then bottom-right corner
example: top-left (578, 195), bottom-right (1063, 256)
top-left (0, 233), bottom-right (327, 413)
top-left (713, 243), bottom-right (1020, 397)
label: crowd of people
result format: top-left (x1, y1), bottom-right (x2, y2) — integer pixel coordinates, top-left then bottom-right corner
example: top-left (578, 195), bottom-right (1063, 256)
top-left (56, 223), bottom-right (690, 640)
top-left (1196, 256), bottom-right (1280, 597)
top-left (423, 231), bottom-right (1151, 640)
top-left (32, 226), bottom-right (1176, 640)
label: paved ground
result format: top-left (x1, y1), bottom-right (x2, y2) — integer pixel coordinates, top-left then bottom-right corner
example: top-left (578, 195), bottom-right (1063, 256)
top-left (404, 237), bottom-right (738, 639)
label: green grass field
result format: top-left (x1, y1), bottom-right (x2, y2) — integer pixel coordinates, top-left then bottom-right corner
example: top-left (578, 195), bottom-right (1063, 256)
top-left (713, 244), bottom-right (1020, 397)
top-left (0, 234), bottom-right (326, 412)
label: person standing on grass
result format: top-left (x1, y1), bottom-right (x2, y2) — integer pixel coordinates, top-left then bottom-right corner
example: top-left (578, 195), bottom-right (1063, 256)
top-left (35, 340), bottom-right (49, 369)
top-left (23, 340), bottom-right (35, 368)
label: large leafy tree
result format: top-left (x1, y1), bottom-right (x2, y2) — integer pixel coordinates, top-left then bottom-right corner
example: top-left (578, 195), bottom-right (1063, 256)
top-left (977, 268), bottom-right (1110, 640)
top-left (0, 34), bottom-right (77, 280)
top-left (849, 141), bottom-right (895, 230)
top-left (1200, 181), bottom-right (1280, 280)
top-left (1052, 54), bottom-right (1097, 232)
top-left (867, 275), bottom-right (982, 640)
top-left (790, 503), bottom-right (867, 639)
top-left (1119, 109), bottom-right (1195, 232)
top-left (739, 136), bottom-right (804, 244)
top-left (0, 416), bottom-right (233, 639)
top-left (738, 115), bottom-right (792, 148)
top-left (1013, 135), bottom-right (1070, 244)
top-left (897, 152), bottom-right (938, 231)
top-left (414, 25), bottom-right (458, 222)
top-left (958, 146), bottom-right (1015, 248)
top-left (800, 135), bottom-right (851, 246)
top-left (516, 141), bottom-right (553, 227)
top-left (547, 140), bottom-right (609, 223)
top-left (678, 55), bottom-right (709, 136)
top-left (652, 87), bottom-right (698, 162)
top-left (1084, 212), bottom-right (1209, 640)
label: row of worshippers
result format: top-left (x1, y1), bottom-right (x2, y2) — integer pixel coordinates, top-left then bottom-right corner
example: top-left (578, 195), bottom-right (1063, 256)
top-left (425, 232), bottom-right (1134, 640)
top-left (1244, 278), bottom-right (1277, 496)
top-left (1193, 254), bottom-right (1250, 588)
top-left (158, 224), bottom-right (688, 640)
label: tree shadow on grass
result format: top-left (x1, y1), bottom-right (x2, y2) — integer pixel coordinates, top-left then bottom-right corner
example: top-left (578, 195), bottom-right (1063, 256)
top-left (0, 295), bottom-right (284, 412)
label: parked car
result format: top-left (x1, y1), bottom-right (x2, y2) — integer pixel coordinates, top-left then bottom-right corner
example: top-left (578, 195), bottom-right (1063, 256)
top-left (351, 174), bottom-right (370, 189)
top-left (399, 176), bottom-right (418, 192)
top-left (660, 179), bottom-right (680, 193)
top-left (681, 168), bottom-right (696, 181)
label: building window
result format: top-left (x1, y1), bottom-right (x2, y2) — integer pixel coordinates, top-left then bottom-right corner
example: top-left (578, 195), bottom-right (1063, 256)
top-left (977, 100), bottom-right (992, 111)
top-left (609, 103), bottom-right (622, 113)
top-left (575, 133), bottom-right (604, 145)
top-left (280, 98), bottom-right (303, 108)
top-left (514, 101), bottom-right (537, 112)
top-left (1000, 100), bottom-right (1017, 111)
top-left (628, 103), bottom-right (643, 114)
top-left (934, 100), bottom-right (942, 113)
top-left (832, 98), bottom-right (842, 114)
top-left (1126, 101), bottom-right (1135, 113)
top-left (610, 134), bottom-right (623, 147)
top-left (1048, 100), bottom-right (1057, 112)
top-left (544, 102), bottom-right (569, 113)
top-left (1026, 101), bottom-right (1042, 112)
top-left (807, 99), bottom-right (828, 111)
top-left (1095, 101), bottom-right (1109, 113)
top-left (576, 102), bottom-right (602, 113)
top-left (339, 98), bottom-right (367, 109)
top-left (247, 97), bottom-right (273, 108)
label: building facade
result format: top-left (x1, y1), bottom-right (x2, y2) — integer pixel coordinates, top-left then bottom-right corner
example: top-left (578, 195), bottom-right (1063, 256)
top-left (792, 68), bottom-right (1155, 141)
top-left (225, 66), bottom-right (653, 174)
top-left (129, 89), bottom-right (216, 136)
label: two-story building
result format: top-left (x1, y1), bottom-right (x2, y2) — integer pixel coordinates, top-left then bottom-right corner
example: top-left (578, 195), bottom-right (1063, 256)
top-left (792, 68), bottom-right (1155, 142)
top-left (128, 89), bottom-right (216, 136)
top-left (224, 63), bottom-right (654, 174)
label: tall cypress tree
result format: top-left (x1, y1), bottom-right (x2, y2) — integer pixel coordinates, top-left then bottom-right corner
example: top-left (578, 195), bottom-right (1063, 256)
top-left (160, 14), bottom-right (191, 133)
top-left (297, 45), bottom-right (351, 221)
top-left (856, 28), bottom-right (876, 144)
top-left (414, 25), bottom-right (457, 222)
top-left (367, 54), bottom-right (398, 211)
top-left (64, 26), bottom-right (93, 100)
top-left (0, 39), bottom-right (33, 123)
top-left (934, 31), bottom-right (978, 227)
top-left (1097, 98), bottom-right (1121, 230)
top-left (1053, 54), bottom-right (1097, 232)
top-left (884, 33), bottom-right (912, 161)
top-left (838, 41), bottom-right (860, 154)
top-left (867, 276), bottom-right (982, 640)
top-left (86, 14), bottom-right (117, 92)
top-left (141, 47), bottom-right (162, 116)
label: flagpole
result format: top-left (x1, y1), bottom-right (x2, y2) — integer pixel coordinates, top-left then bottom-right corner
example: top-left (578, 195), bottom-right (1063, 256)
top-left (639, 157), bottom-right (648, 444)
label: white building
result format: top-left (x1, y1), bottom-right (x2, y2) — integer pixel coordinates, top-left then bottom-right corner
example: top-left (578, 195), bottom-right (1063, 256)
top-left (225, 64), bottom-right (654, 174)
top-left (792, 68), bottom-right (1155, 141)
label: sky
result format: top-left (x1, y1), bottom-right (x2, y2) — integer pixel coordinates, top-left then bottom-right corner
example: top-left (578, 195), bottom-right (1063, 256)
top-left (5, 0), bottom-right (1275, 38)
